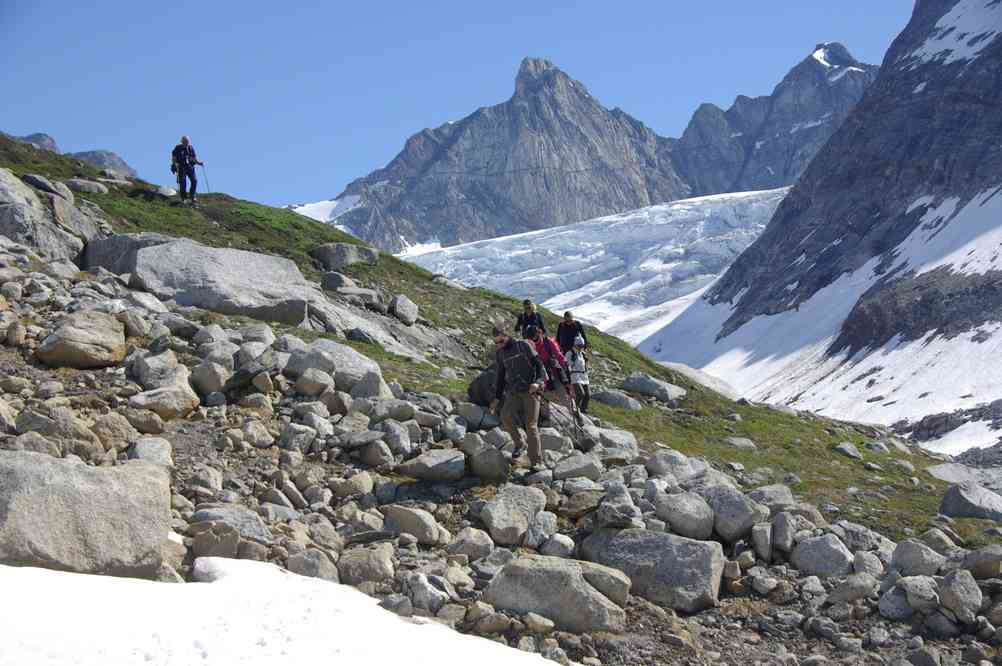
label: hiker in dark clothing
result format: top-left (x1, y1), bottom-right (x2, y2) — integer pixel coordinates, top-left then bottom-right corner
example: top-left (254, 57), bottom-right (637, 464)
top-left (514, 299), bottom-right (546, 338)
top-left (490, 325), bottom-right (547, 468)
top-left (556, 310), bottom-right (588, 353)
top-left (171, 135), bottom-right (203, 202)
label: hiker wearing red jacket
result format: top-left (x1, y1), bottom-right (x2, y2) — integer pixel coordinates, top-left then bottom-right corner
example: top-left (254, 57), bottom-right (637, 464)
top-left (525, 325), bottom-right (575, 414)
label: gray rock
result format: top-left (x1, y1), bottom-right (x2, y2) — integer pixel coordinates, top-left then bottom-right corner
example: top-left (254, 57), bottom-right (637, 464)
top-left (349, 371), bottom-right (393, 399)
top-left (791, 534), bottom-right (853, 577)
top-left (128, 436), bottom-right (173, 467)
top-left (698, 484), bottom-right (767, 542)
top-left (899, 575), bottom-right (939, 613)
top-left (484, 555), bottom-right (630, 633)
top-left (447, 527), bottom-right (494, 561)
top-left (540, 534), bottom-right (576, 558)
top-left (397, 449), bottom-right (465, 482)
top-left (654, 491), bottom-right (714, 540)
top-left (0, 168), bottom-right (92, 261)
top-left (591, 388), bottom-right (643, 411)
top-left (190, 504), bottom-right (272, 543)
top-left (725, 436), bottom-right (757, 450)
top-left (553, 452), bottom-right (603, 481)
top-left (963, 545), bottom-right (1002, 579)
top-left (891, 540), bottom-right (945, 577)
top-left (64, 178), bottom-right (109, 194)
top-left (481, 484), bottom-right (547, 545)
top-left (581, 528), bottom-right (724, 613)
top-left (382, 505), bottom-right (447, 545)
top-left (878, 585), bottom-right (914, 622)
top-left (311, 242), bottom-right (379, 271)
top-left (835, 442), bottom-right (863, 460)
top-left (828, 573), bottom-right (878, 605)
top-left (36, 311), bottom-right (126, 369)
top-left (286, 549), bottom-right (339, 582)
top-left (0, 451), bottom-right (170, 577)
top-left (67, 150), bottom-right (138, 178)
top-left (938, 568), bottom-right (981, 625)
top-left (338, 543), bottom-right (395, 585)
top-left (190, 360), bottom-right (231, 396)
top-left (621, 372), bottom-right (687, 404)
top-left (296, 368), bottom-right (334, 397)
top-left (390, 294), bottom-right (419, 325)
top-left (939, 482), bottom-right (1002, 522)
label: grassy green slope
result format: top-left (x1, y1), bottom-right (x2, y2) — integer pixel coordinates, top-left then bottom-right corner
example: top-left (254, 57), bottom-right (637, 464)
top-left (2, 133), bottom-right (985, 543)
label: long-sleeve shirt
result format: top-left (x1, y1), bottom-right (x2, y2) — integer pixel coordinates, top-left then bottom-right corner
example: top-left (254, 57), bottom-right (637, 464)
top-left (514, 311), bottom-right (546, 337)
top-left (533, 335), bottom-right (569, 372)
top-left (494, 339), bottom-right (547, 400)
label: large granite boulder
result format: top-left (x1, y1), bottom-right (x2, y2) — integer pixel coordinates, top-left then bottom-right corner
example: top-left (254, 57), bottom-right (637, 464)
top-left (36, 311), bottom-right (126, 369)
top-left (0, 451), bottom-right (171, 577)
top-left (581, 528), bottom-right (724, 613)
top-left (939, 482), bottom-right (1002, 522)
top-left (311, 242), bottom-right (379, 271)
top-left (481, 484), bottom-right (547, 546)
top-left (0, 168), bottom-right (86, 260)
top-left (82, 233), bottom-right (174, 275)
top-left (485, 555), bottom-right (630, 633)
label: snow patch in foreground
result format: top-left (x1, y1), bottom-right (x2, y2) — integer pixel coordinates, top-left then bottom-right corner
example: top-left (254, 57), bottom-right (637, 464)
top-left (0, 558), bottom-right (545, 666)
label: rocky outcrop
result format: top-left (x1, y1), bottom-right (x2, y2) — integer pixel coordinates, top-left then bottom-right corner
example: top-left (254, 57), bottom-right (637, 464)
top-left (67, 150), bottom-right (138, 178)
top-left (15, 133), bottom-right (60, 152)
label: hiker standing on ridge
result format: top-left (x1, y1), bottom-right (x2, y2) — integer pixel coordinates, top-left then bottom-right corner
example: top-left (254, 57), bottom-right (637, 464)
top-left (490, 325), bottom-right (547, 469)
top-left (171, 135), bottom-right (203, 202)
top-left (556, 310), bottom-right (588, 354)
top-left (514, 299), bottom-right (545, 338)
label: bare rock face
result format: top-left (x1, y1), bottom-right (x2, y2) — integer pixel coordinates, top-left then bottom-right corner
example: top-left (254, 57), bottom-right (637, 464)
top-left (316, 47), bottom-right (874, 252)
top-left (331, 57), bottom-right (690, 252)
top-left (67, 150), bottom-right (138, 179)
top-left (673, 43), bottom-right (878, 196)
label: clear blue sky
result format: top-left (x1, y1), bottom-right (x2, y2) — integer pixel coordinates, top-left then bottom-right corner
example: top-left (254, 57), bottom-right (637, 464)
top-left (3, 1), bottom-right (913, 205)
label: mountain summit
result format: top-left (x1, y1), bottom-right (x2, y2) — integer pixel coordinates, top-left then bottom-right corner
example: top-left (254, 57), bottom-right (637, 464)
top-left (299, 45), bottom-right (877, 251)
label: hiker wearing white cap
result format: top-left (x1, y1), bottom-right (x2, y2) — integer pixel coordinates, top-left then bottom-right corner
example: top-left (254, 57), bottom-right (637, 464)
top-left (568, 335), bottom-right (590, 414)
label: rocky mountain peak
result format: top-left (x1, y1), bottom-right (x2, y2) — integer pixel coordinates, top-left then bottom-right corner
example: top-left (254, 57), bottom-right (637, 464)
top-left (809, 41), bottom-right (861, 69)
top-left (514, 56), bottom-right (566, 96)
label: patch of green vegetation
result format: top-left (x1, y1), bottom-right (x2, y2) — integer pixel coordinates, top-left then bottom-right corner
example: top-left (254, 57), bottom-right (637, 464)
top-left (1, 132), bottom-right (957, 541)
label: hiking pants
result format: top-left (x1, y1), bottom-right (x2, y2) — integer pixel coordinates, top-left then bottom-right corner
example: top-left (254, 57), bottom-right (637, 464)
top-left (178, 166), bottom-right (197, 199)
top-left (500, 391), bottom-right (542, 465)
top-left (574, 383), bottom-right (590, 414)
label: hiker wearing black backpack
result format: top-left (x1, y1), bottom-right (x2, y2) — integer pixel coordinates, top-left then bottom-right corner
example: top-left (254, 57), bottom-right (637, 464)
top-left (489, 325), bottom-right (547, 469)
top-left (514, 299), bottom-right (546, 338)
top-left (556, 311), bottom-right (588, 354)
top-left (171, 135), bottom-right (203, 202)
top-left (568, 335), bottom-right (590, 414)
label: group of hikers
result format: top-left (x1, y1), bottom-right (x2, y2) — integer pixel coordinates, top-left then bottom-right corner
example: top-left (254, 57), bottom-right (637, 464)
top-left (491, 300), bottom-right (591, 470)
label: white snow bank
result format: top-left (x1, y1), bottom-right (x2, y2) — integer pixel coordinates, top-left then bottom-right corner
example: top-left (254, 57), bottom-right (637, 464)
top-left (402, 189), bottom-right (787, 344)
top-left (0, 558), bottom-right (546, 666)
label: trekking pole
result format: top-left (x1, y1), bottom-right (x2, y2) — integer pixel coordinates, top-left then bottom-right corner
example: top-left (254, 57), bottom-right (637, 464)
top-left (201, 164), bottom-right (211, 194)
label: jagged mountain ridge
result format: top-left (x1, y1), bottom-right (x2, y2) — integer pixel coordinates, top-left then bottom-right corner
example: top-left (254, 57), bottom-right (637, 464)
top-left (641, 0), bottom-right (1002, 453)
top-left (297, 44), bottom-right (876, 252)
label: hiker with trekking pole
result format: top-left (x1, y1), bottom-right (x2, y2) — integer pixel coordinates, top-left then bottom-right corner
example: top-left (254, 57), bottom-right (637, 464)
top-left (170, 135), bottom-right (205, 203)
top-left (524, 324), bottom-right (582, 425)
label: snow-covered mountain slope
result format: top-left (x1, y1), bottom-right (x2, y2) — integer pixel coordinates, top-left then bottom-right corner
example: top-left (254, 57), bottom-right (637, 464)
top-left (640, 0), bottom-right (1002, 453)
top-left (0, 558), bottom-right (545, 665)
top-left (289, 194), bottom-right (363, 234)
top-left (405, 189), bottom-right (787, 344)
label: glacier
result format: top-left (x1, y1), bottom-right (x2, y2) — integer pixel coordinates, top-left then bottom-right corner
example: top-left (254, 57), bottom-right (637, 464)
top-left (404, 189), bottom-right (788, 344)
